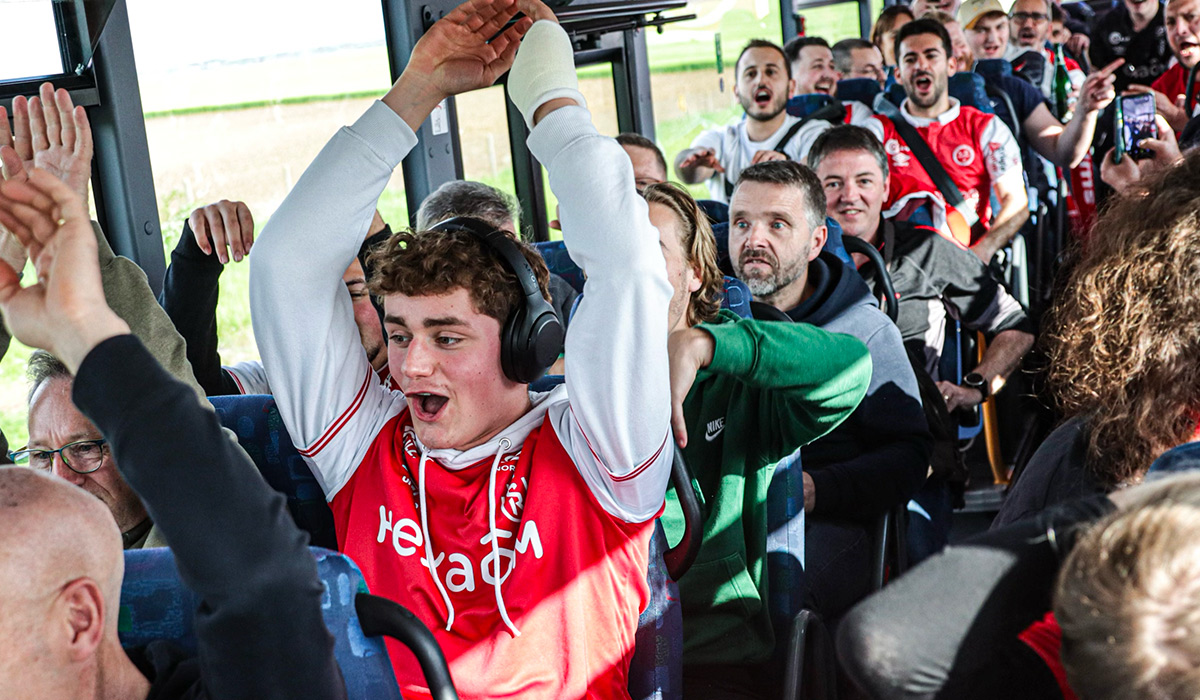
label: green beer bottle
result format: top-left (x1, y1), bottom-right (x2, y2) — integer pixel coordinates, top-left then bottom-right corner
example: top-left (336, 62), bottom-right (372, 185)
top-left (1052, 43), bottom-right (1072, 121)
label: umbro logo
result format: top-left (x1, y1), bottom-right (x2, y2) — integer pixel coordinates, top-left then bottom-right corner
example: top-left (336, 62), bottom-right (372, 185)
top-left (705, 417), bottom-right (726, 442)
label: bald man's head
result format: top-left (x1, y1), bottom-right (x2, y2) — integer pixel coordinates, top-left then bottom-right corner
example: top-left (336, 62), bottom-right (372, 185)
top-left (0, 467), bottom-right (125, 699)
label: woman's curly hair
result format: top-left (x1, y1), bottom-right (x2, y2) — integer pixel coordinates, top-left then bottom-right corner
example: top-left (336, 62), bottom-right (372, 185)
top-left (1047, 150), bottom-right (1200, 489)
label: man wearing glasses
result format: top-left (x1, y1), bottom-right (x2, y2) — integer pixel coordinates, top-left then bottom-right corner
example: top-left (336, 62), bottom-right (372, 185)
top-left (1006, 0), bottom-right (1087, 97)
top-left (9, 351), bottom-right (164, 549)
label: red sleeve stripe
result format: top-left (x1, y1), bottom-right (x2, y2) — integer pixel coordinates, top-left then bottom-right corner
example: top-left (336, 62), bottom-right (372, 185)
top-left (229, 370), bottom-right (246, 395)
top-left (610, 432), bottom-right (670, 483)
top-left (569, 405), bottom-right (671, 483)
top-left (298, 367), bottom-right (372, 458)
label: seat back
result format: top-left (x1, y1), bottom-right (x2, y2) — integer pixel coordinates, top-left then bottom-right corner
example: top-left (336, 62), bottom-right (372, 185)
top-left (836, 77), bottom-right (882, 106)
top-left (533, 240), bottom-right (586, 294)
top-left (973, 58), bottom-right (1013, 82)
top-left (119, 547), bottom-right (405, 700)
top-left (696, 199), bottom-right (730, 225)
top-left (766, 449), bottom-right (807, 644)
top-left (948, 72), bottom-right (993, 114)
top-left (723, 276), bottom-right (753, 319)
top-left (629, 521), bottom-right (684, 700)
top-left (786, 93), bottom-right (838, 118)
top-left (210, 394), bottom-right (338, 550)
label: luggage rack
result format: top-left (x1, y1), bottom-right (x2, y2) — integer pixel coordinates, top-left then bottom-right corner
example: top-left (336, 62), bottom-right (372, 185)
top-left (421, 0), bottom-right (697, 39)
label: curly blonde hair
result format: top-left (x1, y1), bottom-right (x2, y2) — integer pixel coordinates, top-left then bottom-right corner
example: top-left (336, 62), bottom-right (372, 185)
top-left (1047, 151), bottom-right (1200, 489)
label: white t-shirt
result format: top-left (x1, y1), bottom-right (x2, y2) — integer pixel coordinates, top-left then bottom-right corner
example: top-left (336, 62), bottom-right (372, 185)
top-left (690, 115), bottom-right (806, 203)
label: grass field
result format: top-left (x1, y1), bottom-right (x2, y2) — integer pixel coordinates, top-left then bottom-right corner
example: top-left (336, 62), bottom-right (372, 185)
top-left (0, 0), bottom-right (868, 450)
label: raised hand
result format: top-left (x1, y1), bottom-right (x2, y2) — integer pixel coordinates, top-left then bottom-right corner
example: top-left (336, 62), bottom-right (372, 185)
top-left (0, 82), bottom-right (93, 203)
top-left (0, 169), bottom-right (128, 372)
top-left (1076, 59), bottom-right (1122, 115)
top-left (189, 200), bottom-right (255, 263)
top-left (384, 0), bottom-right (539, 130)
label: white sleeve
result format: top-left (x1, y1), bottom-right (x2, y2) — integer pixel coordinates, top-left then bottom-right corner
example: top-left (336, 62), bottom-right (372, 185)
top-left (528, 105), bottom-right (675, 524)
top-left (978, 115), bottom-right (1023, 183)
top-left (791, 119), bottom-right (830, 164)
top-left (249, 101), bottom-right (408, 499)
top-left (690, 127), bottom-right (723, 154)
top-left (224, 361), bottom-right (272, 395)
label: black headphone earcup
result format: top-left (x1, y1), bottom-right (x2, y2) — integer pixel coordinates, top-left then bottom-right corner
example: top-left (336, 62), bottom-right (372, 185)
top-left (502, 303), bottom-right (564, 384)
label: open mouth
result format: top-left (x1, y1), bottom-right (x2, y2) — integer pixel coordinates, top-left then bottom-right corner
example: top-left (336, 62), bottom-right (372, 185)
top-left (408, 392), bottom-right (449, 422)
top-left (814, 79), bottom-right (835, 94)
top-left (913, 74), bottom-right (934, 93)
top-left (1180, 39), bottom-right (1199, 60)
top-left (754, 87), bottom-right (773, 107)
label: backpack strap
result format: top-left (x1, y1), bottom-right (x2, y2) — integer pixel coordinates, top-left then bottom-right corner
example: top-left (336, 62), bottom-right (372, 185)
top-left (873, 95), bottom-right (985, 241)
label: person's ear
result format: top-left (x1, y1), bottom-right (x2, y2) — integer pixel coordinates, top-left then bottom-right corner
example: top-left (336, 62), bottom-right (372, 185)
top-left (687, 261), bottom-right (703, 293)
top-left (788, 77), bottom-right (797, 96)
top-left (810, 222), bottom-right (829, 260)
top-left (59, 578), bottom-right (106, 663)
top-left (947, 53), bottom-right (958, 76)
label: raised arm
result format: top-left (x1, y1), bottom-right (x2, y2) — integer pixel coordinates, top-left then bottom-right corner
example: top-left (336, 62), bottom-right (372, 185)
top-left (250, 0), bottom-right (536, 496)
top-left (669, 320), bottom-right (872, 448)
top-left (510, 19), bottom-right (675, 522)
top-left (158, 201), bottom-right (255, 397)
top-left (0, 170), bottom-right (345, 700)
top-left (1, 82), bottom-right (206, 401)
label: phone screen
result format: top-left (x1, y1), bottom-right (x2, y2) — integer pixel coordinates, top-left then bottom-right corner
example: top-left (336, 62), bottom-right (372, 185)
top-left (1118, 93), bottom-right (1158, 161)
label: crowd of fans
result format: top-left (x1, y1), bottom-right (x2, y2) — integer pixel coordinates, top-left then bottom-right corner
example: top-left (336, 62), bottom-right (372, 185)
top-left (2, 0), bottom-right (1200, 697)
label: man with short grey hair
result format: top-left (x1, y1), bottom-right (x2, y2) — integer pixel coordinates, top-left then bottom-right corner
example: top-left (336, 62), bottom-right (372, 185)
top-left (832, 38), bottom-right (887, 85)
top-left (417, 179), bottom-right (579, 334)
top-left (727, 159), bottom-right (930, 620)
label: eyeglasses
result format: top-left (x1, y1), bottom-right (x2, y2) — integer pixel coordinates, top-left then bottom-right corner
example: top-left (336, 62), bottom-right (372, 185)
top-left (1010, 11), bottom-right (1049, 23)
top-left (9, 439), bottom-right (110, 475)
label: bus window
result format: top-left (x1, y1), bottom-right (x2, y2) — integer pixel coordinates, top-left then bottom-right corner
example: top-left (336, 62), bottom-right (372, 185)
top-left (646, 0), bottom-right (865, 200)
top-left (1, 2), bottom-right (63, 79)
top-left (457, 85), bottom-right (519, 221)
top-left (126, 0), bottom-right (397, 369)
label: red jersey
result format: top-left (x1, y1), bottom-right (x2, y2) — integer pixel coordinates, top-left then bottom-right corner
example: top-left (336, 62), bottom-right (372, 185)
top-left (1151, 59), bottom-right (1200, 122)
top-left (333, 409), bottom-right (654, 700)
top-left (880, 100), bottom-right (1023, 247)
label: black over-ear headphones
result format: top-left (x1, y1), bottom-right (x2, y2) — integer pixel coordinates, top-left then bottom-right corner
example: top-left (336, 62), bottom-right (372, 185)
top-left (430, 217), bottom-right (564, 384)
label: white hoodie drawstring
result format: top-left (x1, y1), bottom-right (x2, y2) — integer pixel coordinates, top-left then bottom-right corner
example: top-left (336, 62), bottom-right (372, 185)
top-left (418, 451), bottom-right (455, 631)
top-left (489, 437), bottom-right (521, 637)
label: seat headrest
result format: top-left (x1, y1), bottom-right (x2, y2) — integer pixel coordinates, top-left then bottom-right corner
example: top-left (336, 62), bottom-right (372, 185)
top-left (836, 78), bottom-right (882, 106)
top-left (786, 93), bottom-right (837, 118)
top-left (973, 58), bottom-right (1013, 80)
top-left (948, 72), bottom-right (993, 114)
top-left (1011, 50), bottom-right (1047, 87)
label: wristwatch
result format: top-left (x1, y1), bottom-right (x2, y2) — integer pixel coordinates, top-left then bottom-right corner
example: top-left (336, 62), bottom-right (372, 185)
top-left (962, 372), bottom-right (989, 399)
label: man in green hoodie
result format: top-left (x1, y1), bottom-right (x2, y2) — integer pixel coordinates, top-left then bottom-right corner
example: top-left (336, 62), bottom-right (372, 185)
top-left (649, 181), bottom-right (873, 699)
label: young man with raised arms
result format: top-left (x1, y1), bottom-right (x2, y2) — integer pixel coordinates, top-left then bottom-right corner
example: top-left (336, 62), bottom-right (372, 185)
top-left (249, 1), bottom-right (674, 698)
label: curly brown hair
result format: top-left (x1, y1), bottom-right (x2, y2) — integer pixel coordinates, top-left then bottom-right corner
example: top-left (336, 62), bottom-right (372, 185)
top-left (643, 182), bottom-right (723, 326)
top-left (367, 225), bottom-right (552, 325)
top-left (1047, 150), bottom-right (1200, 489)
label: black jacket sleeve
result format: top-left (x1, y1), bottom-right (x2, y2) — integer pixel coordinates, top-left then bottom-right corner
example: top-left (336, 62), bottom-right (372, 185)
top-left (73, 335), bottom-right (345, 700)
top-left (836, 495), bottom-right (1114, 700)
top-left (158, 222), bottom-right (242, 396)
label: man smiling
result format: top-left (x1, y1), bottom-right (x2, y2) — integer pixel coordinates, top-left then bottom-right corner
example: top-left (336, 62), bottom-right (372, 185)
top-left (250, 2), bottom-right (674, 699)
top-left (676, 39), bottom-right (799, 203)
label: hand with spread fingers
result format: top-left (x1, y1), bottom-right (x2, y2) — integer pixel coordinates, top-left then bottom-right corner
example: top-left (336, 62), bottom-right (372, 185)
top-left (0, 170), bottom-right (128, 372)
top-left (0, 82), bottom-right (93, 203)
top-left (384, 0), bottom-right (555, 131)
